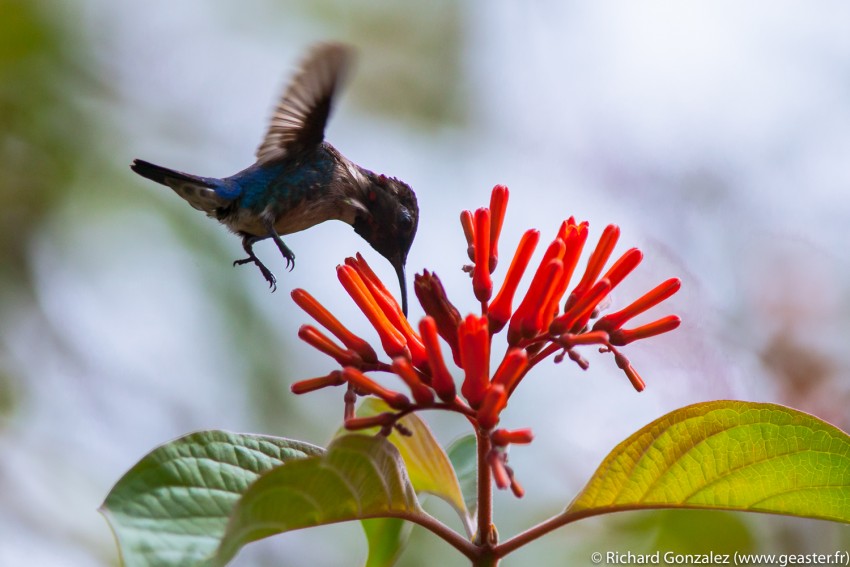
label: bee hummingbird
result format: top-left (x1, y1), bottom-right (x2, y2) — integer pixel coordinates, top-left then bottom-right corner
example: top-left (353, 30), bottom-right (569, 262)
top-left (131, 43), bottom-right (419, 314)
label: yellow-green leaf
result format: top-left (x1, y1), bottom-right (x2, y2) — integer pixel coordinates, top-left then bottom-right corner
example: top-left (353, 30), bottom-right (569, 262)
top-left (568, 401), bottom-right (850, 522)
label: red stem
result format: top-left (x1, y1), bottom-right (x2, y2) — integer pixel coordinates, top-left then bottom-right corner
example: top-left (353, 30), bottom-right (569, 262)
top-left (475, 426), bottom-right (495, 549)
top-left (402, 511), bottom-right (478, 560)
top-left (495, 505), bottom-right (643, 556)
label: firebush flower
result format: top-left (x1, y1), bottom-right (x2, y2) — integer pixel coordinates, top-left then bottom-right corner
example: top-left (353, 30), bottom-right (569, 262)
top-left (291, 185), bottom-right (680, 496)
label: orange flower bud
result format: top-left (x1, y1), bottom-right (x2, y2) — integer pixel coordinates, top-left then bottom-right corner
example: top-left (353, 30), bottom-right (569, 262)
top-left (491, 348), bottom-right (528, 395)
top-left (510, 477), bottom-right (525, 498)
top-left (346, 255), bottom-right (428, 367)
top-left (337, 264), bottom-right (409, 359)
top-left (297, 325), bottom-right (361, 367)
top-left (508, 238), bottom-right (566, 344)
top-left (593, 278), bottom-right (681, 333)
top-left (488, 185), bottom-right (509, 272)
top-left (291, 289), bottom-right (378, 363)
top-left (566, 224), bottom-right (619, 310)
top-left (460, 210), bottom-right (475, 262)
top-left (472, 207), bottom-right (492, 302)
top-left (489, 229), bottom-right (540, 334)
top-left (609, 315), bottom-right (681, 346)
top-left (601, 248), bottom-right (643, 290)
top-left (550, 278), bottom-right (612, 335)
top-left (290, 370), bottom-right (345, 394)
top-left (612, 351), bottom-right (645, 392)
top-left (391, 357), bottom-right (435, 405)
top-left (477, 384), bottom-right (507, 430)
top-left (546, 218), bottom-right (589, 320)
top-left (491, 428), bottom-right (534, 446)
top-left (414, 271), bottom-right (463, 365)
top-left (419, 317), bottom-right (456, 402)
top-left (488, 451), bottom-right (510, 489)
top-left (344, 412), bottom-right (396, 431)
top-left (342, 367), bottom-right (411, 409)
top-left (459, 314), bottom-right (490, 408)
top-left (558, 330), bottom-right (610, 348)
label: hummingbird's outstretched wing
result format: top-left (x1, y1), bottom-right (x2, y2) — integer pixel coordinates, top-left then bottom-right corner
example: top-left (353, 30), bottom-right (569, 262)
top-left (256, 43), bottom-right (353, 164)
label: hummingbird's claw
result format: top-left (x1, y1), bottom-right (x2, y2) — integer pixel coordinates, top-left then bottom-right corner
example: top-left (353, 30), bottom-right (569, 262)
top-left (236, 234), bottom-right (279, 291)
top-left (233, 255), bottom-right (278, 291)
top-left (267, 227), bottom-right (296, 272)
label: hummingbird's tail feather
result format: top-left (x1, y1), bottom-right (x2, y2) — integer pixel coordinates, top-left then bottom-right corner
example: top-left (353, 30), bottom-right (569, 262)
top-left (131, 159), bottom-right (212, 187)
top-left (131, 159), bottom-right (229, 214)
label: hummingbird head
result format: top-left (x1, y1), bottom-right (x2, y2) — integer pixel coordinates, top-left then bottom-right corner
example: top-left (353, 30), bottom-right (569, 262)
top-left (352, 173), bottom-right (419, 316)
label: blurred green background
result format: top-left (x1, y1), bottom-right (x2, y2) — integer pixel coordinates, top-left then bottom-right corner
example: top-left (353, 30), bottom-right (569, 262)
top-left (2, 1), bottom-right (849, 565)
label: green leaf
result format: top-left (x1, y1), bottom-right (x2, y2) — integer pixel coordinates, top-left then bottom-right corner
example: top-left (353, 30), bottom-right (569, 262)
top-left (567, 401), bottom-right (850, 523)
top-left (354, 398), bottom-right (469, 522)
top-left (362, 518), bottom-right (411, 567)
top-left (447, 434), bottom-right (477, 521)
top-left (214, 434), bottom-right (424, 566)
top-left (100, 430), bottom-right (324, 567)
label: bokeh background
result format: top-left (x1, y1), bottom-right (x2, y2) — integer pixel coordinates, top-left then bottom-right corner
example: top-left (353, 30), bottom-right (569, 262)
top-left (2, 1), bottom-right (849, 565)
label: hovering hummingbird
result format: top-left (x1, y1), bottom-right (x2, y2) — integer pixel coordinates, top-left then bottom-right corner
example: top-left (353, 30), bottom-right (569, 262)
top-left (131, 43), bottom-right (419, 314)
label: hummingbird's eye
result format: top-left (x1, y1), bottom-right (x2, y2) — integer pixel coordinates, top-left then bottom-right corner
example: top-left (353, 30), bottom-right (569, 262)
top-left (398, 209), bottom-right (413, 233)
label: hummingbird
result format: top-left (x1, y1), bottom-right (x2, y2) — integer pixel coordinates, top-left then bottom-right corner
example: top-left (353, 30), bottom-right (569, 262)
top-left (131, 43), bottom-right (419, 314)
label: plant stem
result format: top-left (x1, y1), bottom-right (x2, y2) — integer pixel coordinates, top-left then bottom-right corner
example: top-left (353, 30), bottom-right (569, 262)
top-left (404, 512), bottom-right (478, 560)
top-left (475, 427), bottom-right (495, 549)
top-left (494, 507), bottom-right (614, 556)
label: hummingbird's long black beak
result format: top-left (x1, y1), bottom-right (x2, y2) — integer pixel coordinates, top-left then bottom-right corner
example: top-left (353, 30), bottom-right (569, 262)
top-left (392, 258), bottom-right (408, 317)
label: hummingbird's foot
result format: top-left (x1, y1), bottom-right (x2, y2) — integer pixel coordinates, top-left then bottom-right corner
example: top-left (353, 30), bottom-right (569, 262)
top-left (233, 256), bottom-right (277, 290)
top-left (266, 225), bottom-right (296, 272)
top-left (234, 235), bottom-right (278, 291)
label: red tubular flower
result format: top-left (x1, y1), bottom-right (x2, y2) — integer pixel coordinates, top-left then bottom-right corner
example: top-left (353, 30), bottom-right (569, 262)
top-left (460, 210), bottom-right (476, 262)
top-left (612, 350), bottom-right (645, 392)
top-left (337, 264), bottom-right (409, 359)
top-left (346, 254), bottom-right (399, 309)
top-left (297, 325), bottom-right (362, 367)
top-left (477, 384), bottom-right (507, 430)
top-left (419, 317), bottom-right (457, 402)
top-left (491, 428), bottom-right (534, 446)
top-left (488, 185), bottom-right (509, 272)
top-left (558, 330), bottom-right (610, 348)
top-left (346, 255), bottom-right (428, 367)
top-left (472, 207), bottom-right (493, 303)
top-left (508, 239), bottom-right (567, 344)
top-left (593, 277), bottom-right (682, 333)
top-left (391, 357), bottom-right (435, 405)
top-left (291, 370), bottom-right (345, 394)
top-left (344, 412), bottom-right (396, 431)
top-left (601, 248), bottom-right (643, 290)
top-left (546, 219), bottom-right (589, 320)
top-left (488, 451), bottom-right (511, 489)
top-left (459, 314), bottom-right (490, 408)
top-left (342, 367), bottom-right (411, 409)
top-left (291, 289), bottom-right (378, 363)
top-left (488, 229), bottom-right (540, 334)
top-left (609, 315), bottom-right (681, 346)
top-left (565, 224), bottom-right (620, 310)
top-left (291, 184), bottom-right (681, 497)
top-left (492, 348), bottom-right (529, 395)
top-left (414, 270), bottom-right (463, 366)
top-left (550, 278), bottom-right (612, 335)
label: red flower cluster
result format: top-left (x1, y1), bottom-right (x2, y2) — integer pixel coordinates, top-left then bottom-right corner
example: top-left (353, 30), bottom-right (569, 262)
top-left (291, 185), bottom-right (680, 496)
